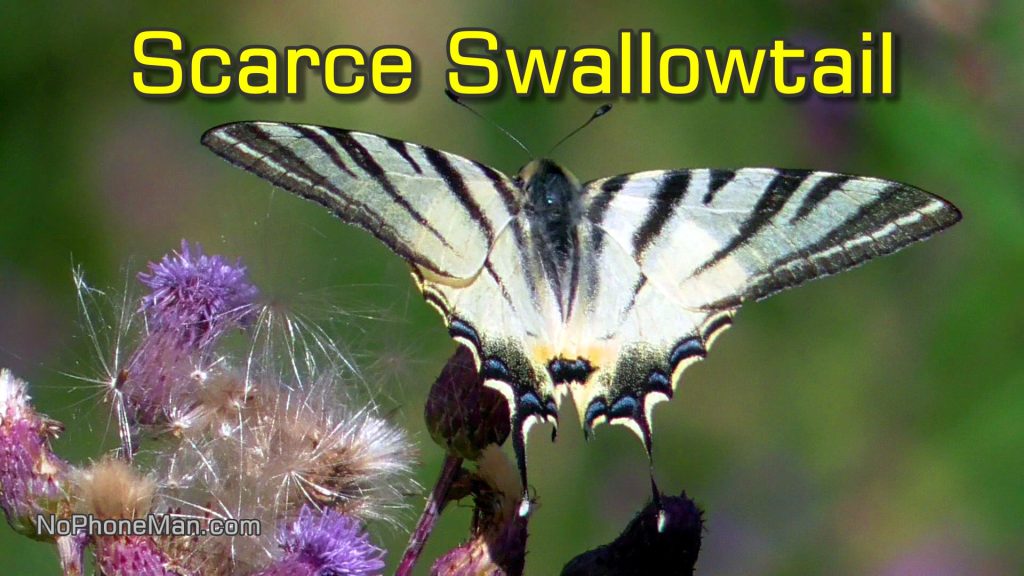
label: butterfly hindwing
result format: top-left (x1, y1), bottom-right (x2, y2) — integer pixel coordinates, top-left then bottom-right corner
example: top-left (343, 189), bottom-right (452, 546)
top-left (575, 168), bottom-right (960, 446)
top-left (558, 217), bottom-right (734, 448)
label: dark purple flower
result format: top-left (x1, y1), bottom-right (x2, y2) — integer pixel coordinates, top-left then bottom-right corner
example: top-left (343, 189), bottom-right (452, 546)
top-left (0, 369), bottom-right (69, 538)
top-left (138, 239), bottom-right (258, 349)
top-left (256, 505), bottom-right (385, 576)
top-left (425, 346), bottom-right (510, 460)
top-left (561, 491), bottom-right (703, 576)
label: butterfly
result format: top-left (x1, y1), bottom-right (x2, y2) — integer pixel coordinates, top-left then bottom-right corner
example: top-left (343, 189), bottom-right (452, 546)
top-left (202, 119), bottom-right (961, 516)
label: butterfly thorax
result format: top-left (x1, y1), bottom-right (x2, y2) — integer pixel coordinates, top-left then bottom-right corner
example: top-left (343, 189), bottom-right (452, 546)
top-left (517, 159), bottom-right (586, 321)
top-left (518, 159), bottom-right (583, 250)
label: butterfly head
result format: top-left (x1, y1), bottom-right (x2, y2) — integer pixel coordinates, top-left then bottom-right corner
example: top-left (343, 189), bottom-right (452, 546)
top-left (517, 159), bottom-right (582, 223)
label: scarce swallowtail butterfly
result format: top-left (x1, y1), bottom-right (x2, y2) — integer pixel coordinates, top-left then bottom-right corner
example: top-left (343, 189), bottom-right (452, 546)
top-left (202, 119), bottom-right (961, 517)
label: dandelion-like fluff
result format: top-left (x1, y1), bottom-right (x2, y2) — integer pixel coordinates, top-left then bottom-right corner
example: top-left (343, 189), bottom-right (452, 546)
top-left (1, 241), bottom-right (414, 575)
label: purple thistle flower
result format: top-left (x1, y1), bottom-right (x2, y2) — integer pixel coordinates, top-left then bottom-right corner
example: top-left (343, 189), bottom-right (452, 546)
top-left (122, 241), bottom-right (259, 427)
top-left (94, 536), bottom-right (176, 576)
top-left (256, 505), bottom-right (385, 576)
top-left (0, 369), bottom-right (69, 538)
top-left (138, 239), bottom-right (258, 349)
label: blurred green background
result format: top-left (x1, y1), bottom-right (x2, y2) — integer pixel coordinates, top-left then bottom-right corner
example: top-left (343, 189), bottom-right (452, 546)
top-left (1, 1), bottom-right (1021, 574)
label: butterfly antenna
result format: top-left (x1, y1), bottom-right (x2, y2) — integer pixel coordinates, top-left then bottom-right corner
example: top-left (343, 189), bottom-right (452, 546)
top-left (445, 89), bottom-right (533, 159)
top-left (547, 104), bottom-right (613, 155)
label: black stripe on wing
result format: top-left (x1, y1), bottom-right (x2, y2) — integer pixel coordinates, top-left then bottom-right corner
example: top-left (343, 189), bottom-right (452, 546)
top-left (696, 169), bottom-right (809, 274)
top-left (201, 122), bottom-right (418, 264)
top-left (326, 130), bottom-right (456, 250)
top-left (633, 170), bottom-right (691, 257)
top-left (587, 174), bottom-right (630, 255)
top-left (703, 169), bottom-right (735, 205)
top-left (423, 148), bottom-right (496, 243)
top-left (383, 136), bottom-right (423, 174)
top-left (292, 125), bottom-right (357, 177)
top-left (473, 160), bottom-right (520, 214)
top-left (789, 174), bottom-right (851, 223)
top-left (715, 179), bottom-right (962, 307)
top-left (587, 174), bottom-right (628, 222)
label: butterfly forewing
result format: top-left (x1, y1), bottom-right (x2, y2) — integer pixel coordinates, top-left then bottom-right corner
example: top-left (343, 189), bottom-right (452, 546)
top-left (585, 167), bottom-right (961, 311)
top-left (202, 122), bottom-right (521, 281)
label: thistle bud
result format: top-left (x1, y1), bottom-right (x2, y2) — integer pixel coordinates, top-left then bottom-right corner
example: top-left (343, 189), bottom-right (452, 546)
top-left (560, 491), bottom-right (704, 576)
top-left (71, 458), bottom-right (174, 576)
top-left (0, 369), bottom-right (70, 539)
top-left (425, 346), bottom-right (510, 460)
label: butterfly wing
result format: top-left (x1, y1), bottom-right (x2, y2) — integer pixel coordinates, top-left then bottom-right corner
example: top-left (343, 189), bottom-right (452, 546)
top-left (574, 168), bottom-right (961, 446)
top-left (421, 215), bottom-right (564, 492)
top-left (204, 122), bottom-right (559, 507)
top-left (202, 121), bottom-right (522, 281)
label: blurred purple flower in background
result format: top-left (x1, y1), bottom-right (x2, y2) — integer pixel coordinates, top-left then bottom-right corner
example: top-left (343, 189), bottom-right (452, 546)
top-left (788, 33), bottom-right (859, 165)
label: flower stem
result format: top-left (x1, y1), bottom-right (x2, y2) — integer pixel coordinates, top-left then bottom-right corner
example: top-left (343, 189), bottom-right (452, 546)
top-left (56, 533), bottom-right (86, 576)
top-left (396, 453), bottom-right (463, 576)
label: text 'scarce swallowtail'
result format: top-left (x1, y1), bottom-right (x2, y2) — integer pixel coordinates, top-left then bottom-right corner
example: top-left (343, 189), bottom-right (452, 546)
top-left (202, 119), bottom-right (961, 516)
